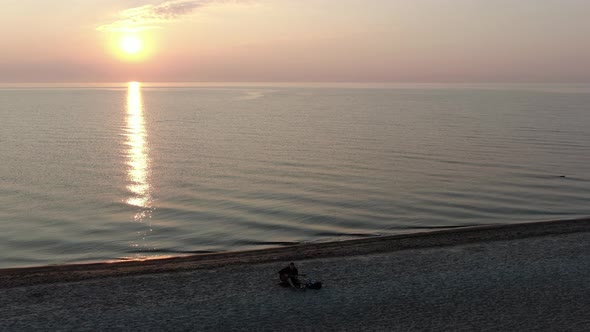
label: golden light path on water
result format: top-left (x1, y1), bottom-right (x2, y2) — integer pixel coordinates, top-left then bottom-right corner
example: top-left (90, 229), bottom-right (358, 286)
top-left (125, 82), bottom-right (152, 223)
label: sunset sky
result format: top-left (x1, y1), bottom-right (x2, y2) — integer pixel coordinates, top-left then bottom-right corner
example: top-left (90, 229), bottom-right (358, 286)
top-left (1, 0), bottom-right (589, 83)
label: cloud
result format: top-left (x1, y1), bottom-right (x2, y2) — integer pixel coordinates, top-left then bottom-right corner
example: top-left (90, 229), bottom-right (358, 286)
top-left (97, 0), bottom-right (220, 32)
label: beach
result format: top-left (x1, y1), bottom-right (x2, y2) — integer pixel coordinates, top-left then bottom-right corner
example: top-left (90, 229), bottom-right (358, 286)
top-left (1, 218), bottom-right (589, 331)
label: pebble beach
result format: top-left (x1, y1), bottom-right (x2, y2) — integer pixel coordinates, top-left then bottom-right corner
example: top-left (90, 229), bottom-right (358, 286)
top-left (1, 218), bottom-right (589, 331)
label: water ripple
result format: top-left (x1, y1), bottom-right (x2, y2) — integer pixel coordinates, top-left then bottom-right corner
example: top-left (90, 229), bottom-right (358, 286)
top-left (1, 86), bottom-right (590, 267)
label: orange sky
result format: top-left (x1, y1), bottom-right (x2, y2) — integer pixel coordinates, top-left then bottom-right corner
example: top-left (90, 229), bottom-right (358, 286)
top-left (1, 0), bottom-right (590, 82)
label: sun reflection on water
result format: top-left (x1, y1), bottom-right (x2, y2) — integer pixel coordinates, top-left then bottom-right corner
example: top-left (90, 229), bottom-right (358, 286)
top-left (125, 81), bottom-right (152, 221)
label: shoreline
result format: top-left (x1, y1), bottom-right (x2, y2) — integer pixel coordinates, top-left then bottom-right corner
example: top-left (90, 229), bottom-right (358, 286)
top-left (1, 217), bottom-right (588, 289)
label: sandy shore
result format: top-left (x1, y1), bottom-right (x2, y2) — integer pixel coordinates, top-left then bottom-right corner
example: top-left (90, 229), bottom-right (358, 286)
top-left (1, 217), bottom-right (589, 331)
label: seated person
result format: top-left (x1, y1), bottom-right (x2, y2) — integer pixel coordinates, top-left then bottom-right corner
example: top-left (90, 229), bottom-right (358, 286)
top-left (278, 262), bottom-right (301, 288)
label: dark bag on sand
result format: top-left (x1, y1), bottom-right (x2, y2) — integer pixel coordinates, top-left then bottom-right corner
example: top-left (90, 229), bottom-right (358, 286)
top-left (306, 281), bottom-right (322, 289)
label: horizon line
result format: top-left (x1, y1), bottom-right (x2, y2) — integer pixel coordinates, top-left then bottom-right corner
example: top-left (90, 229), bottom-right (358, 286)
top-left (1, 81), bottom-right (589, 86)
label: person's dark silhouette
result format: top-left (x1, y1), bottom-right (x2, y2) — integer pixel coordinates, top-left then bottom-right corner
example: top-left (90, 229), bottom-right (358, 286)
top-left (278, 262), bottom-right (300, 287)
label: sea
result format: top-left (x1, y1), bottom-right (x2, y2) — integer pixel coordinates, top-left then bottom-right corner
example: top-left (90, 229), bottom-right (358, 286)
top-left (1, 83), bottom-right (589, 269)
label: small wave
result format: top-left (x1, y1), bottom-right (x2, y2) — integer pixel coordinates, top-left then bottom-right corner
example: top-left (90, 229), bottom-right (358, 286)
top-left (233, 240), bottom-right (301, 246)
top-left (313, 232), bottom-right (378, 238)
top-left (384, 225), bottom-right (487, 233)
top-left (125, 248), bottom-right (216, 255)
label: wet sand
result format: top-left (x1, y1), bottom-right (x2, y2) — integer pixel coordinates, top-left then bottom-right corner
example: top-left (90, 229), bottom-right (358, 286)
top-left (1, 218), bottom-right (589, 331)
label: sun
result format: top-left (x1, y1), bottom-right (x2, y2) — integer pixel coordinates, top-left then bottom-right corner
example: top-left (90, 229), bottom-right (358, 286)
top-left (106, 32), bottom-right (155, 62)
top-left (120, 35), bottom-right (143, 55)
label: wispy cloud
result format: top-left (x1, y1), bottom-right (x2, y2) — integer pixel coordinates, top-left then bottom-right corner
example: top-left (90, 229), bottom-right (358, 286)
top-left (97, 0), bottom-right (223, 32)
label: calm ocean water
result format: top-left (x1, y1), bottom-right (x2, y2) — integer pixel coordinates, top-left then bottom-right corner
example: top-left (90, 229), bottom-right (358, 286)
top-left (1, 83), bottom-right (589, 268)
